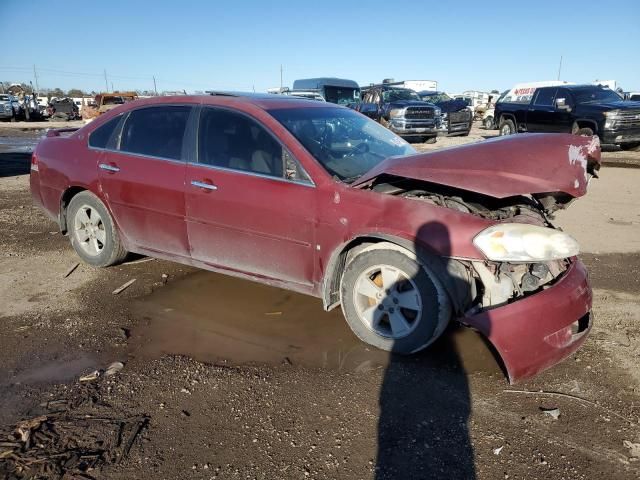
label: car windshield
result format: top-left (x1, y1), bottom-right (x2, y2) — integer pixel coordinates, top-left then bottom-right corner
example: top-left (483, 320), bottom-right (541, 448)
top-left (421, 93), bottom-right (451, 103)
top-left (323, 86), bottom-right (359, 105)
top-left (382, 89), bottom-right (420, 102)
top-left (269, 106), bottom-right (415, 182)
top-left (574, 88), bottom-right (622, 104)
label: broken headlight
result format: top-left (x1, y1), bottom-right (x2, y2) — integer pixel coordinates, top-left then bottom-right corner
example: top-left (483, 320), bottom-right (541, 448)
top-left (473, 223), bottom-right (579, 262)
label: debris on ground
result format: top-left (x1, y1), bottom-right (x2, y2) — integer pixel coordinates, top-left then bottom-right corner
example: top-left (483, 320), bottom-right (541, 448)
top-left (79, 370), bottom-right (101, 382)
top-left (493, 446), bottom-right (504, 455)
top-left (0, 412), bottom-right (148, 479)
top-left (112, 279), bottom-right (136, 295)
top-left (62, 262), bottom-right (79, 278)
top-left (105, 361), bottom-right (124, 377)
top-left (624, 440), bottom-right (640, 458)
top-left (540, 407), bottom-right (561, 420)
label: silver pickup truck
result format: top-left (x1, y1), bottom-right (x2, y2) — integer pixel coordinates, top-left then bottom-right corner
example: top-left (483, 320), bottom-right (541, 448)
top-left (0, 94), bottom-right (19, 121)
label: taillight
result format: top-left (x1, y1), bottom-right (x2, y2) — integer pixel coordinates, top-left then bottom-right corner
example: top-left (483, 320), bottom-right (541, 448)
top-left (31, 152), bottom-right (39, 172)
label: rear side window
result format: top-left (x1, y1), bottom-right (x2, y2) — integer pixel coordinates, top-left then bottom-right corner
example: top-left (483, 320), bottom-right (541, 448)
top-left (119, 106), bottom-right (191, 160)
top-left (533, 88), bottom-right (557, 107)
top-left (88, 115), bottom-right (121, 149)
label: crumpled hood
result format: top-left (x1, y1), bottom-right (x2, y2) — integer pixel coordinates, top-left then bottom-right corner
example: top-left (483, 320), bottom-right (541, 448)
top-left (353, 133), bottom-right (601, 199)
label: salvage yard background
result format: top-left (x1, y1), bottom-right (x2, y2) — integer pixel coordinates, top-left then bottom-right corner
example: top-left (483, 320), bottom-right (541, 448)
top-left (1, 122), bottom-right (639, 479)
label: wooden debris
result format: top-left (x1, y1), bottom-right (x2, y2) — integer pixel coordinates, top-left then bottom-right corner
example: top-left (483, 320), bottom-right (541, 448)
top-left (112, 279), bottom-right (136, 295)
top-left (62, 262), bottom-right (80, 278)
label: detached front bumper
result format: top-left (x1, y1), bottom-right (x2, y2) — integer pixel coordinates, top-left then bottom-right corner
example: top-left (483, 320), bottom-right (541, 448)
top-left (461, 258), bottom-right (592, 383)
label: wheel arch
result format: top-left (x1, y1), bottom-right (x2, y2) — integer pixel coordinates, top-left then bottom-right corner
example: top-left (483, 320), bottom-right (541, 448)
top-left (59, 186), bottom-right (87, 234)
top-left (321, 233), bottom-right (475, 315)
top-left (573, 118), bottom-right (598, 134)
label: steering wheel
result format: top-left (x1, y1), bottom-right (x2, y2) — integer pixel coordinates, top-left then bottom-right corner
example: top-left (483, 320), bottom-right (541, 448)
top-left (346, 141), bottom-right (370, 157)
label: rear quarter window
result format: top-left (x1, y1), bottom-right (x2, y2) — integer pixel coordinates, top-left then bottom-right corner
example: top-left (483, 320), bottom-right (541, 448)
top-left (88, 115), bottom-right (122, 149)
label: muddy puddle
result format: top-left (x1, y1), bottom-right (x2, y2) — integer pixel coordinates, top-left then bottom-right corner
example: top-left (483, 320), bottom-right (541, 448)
top-left (10, 354), bottom-right (98, 385)
top-left (129, 271), bottom-right (501, 376)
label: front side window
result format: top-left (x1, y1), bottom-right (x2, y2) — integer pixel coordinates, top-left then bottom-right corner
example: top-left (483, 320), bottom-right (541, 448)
top-left (270, 106), bottom-right (416, 183)
top-left (89, 114), bottom-right (122, 149)
top-left (119, 106), bottom-right (191, 160)
top-left (199, 108), bottom-right (307, 180)
top-left (533, 88), bottom-right (557, 107)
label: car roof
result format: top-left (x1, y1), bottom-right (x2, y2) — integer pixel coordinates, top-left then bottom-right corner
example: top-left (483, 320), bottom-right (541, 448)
top-left (108, 92), bottom-right (341, 112)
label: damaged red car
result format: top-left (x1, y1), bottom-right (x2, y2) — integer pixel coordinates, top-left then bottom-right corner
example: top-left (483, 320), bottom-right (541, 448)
top-left (30, 94), bottom-right (601, 383)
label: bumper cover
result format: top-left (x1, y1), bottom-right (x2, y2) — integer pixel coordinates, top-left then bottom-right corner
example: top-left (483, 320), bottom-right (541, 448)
top-left (389, 118), bottom-right (440, 136)
top-left (461, 258), bottom-right (592, 383)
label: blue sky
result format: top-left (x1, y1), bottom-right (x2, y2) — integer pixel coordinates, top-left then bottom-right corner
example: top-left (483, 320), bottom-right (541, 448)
top-left (1, 0), bottom-right (638, 94)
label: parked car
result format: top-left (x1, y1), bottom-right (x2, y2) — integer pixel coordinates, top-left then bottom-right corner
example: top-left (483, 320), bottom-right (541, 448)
top-left (47, 98), bottom-right (80, 120)
top-left (0, 94), bottom-right (19, 121)
top-left (417, 91), bottom-right (472, 136)
top-left (627, 92), bottom-right (640, 101)
top-left (482, 90), bottom-right (508, 130)
top-left (495, 84), bottom-right (640, 150)
top-left (292, 78), bottom-right (359, 105)
top-left (356, 85), bottom-right (442, 143)
top-left (30, 94), bottom-right (600, 383)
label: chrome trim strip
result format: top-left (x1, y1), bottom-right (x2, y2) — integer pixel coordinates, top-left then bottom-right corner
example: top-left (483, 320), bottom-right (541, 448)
top-left (191, 180), bottom-right (218, 190)
top-left (186, 161), bottom-right (315, 188)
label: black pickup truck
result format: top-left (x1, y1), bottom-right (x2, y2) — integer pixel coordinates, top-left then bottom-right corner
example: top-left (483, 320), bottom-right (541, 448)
top-left (355, 85), bottom-right (442, 143)
top-left (495, 84), bottom-right (640, 150)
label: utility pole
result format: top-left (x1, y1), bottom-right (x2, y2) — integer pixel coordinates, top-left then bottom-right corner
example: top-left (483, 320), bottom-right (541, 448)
top-left (557, 55), bottom-right (563, 81)
top-left (33, 65), bottom-right (39, 93)
top-left (280, 64), bottom-right (283, 92)
top-left (104, 69), bottom-right (109, 92)
top-left (111, 82), bottom-right (114, 92)
top-left (153, 76), bottom-right (158, 96)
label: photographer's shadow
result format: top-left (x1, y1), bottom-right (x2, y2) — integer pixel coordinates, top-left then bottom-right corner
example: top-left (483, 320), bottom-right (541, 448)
top-left (375, 222), bottom-right (478, 479)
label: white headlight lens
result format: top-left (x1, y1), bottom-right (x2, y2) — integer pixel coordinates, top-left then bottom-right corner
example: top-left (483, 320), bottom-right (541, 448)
top-left (389, 108), bottom-right (403, 118)
top-left (473, 223), bottom-right (579, 262)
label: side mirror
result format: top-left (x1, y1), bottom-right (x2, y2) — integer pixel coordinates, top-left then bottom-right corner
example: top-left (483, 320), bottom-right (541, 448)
top-left (357, 102), bottom-right (380, 120)
top-left (556, 98), bottom-right (572, 112)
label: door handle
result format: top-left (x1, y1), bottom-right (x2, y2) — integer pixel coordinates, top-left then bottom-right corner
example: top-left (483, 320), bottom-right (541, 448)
top-left (191, 180), bottom-right (218, 191)
top-left (99, 163), bottom-right (120, 173)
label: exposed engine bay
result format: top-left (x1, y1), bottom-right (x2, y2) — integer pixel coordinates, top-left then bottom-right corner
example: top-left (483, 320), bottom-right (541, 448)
top-left (367, 175), bottom-right (572, 312)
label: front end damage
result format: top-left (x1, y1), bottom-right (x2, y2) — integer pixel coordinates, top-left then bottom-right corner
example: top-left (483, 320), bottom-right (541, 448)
top-left (355, 134), bottom-right (601, 382)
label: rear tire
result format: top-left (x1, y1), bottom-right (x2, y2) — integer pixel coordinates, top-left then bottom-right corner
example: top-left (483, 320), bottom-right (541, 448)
top-left (483, 116), bottom-right (494, 129)
top-left (340, 248), bottom-right (451, 354)
top-left (67, 191), bottom-right (128, 267)
top-left (499, 118), bottom-right (515, 135)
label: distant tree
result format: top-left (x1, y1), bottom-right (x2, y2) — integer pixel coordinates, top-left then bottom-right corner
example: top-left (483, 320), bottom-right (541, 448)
top-left (67, 88), bottom-right (85, 97)
top-left (49, 88), bottom-right (65, 97)
top-left (490, 89), bottom-right (500, 94)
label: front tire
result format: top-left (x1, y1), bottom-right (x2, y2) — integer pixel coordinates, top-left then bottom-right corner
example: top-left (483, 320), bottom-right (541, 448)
top-left (498, 117), bottom-right (515, 136)
top-left (340, 248), bottom-right (451, 354)
top-left (483, 116), bottom-right (494, 129)
top-left (67, 191), bottom-right (128, 267)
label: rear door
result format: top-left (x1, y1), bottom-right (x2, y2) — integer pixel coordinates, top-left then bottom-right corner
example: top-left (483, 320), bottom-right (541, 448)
top-left (98, 105), bottom-right (192, 257)
top-left (527, 88), bottom-right (558, 132)
top-left (185, 106), bottom-right (316, 287)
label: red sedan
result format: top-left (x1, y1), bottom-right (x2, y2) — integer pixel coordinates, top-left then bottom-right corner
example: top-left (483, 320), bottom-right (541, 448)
top-left (30, 94), bottom-right (600, 383)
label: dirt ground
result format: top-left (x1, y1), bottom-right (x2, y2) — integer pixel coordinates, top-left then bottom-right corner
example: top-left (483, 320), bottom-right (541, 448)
top-left (1, 122), bottom-right (639, 479)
